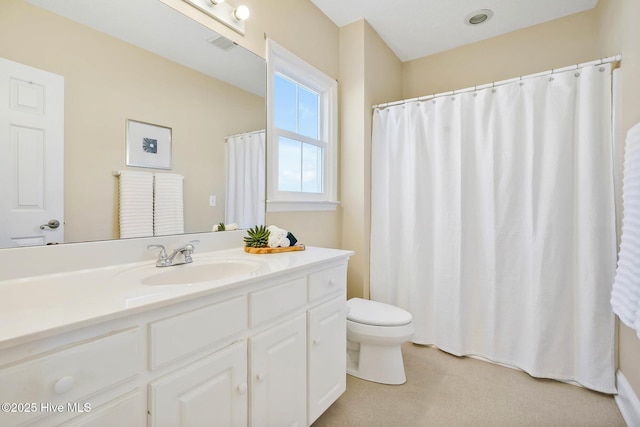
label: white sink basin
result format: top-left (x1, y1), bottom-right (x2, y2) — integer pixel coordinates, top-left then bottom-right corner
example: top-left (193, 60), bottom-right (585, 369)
top-left (141, 259), bottom-right (265, 286)
top-left (116, 258), bottom-right (266, 286)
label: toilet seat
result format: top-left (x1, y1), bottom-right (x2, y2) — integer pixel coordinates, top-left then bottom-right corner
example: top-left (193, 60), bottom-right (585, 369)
top-left (347, 297), bottom-right (412, 326)
top-left (346, 298), bottom-right (415, 385)
top-left (347, 319), bottom-right (415, 342)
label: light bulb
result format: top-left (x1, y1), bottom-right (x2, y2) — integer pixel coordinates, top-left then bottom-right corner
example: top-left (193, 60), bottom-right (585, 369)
top-left (233, 5), bottom-right (250, 21)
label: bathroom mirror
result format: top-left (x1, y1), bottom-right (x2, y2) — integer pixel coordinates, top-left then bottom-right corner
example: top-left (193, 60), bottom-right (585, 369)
top-left (0, 0), bottom-right (266, 249)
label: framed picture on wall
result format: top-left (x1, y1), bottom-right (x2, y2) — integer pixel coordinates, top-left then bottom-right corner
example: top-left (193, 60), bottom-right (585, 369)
top-left (125, 119), bottom-right (172, 169)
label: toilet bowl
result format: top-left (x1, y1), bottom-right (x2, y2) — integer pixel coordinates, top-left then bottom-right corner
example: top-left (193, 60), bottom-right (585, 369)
top-left (346, 297), bottom-right (415, 385)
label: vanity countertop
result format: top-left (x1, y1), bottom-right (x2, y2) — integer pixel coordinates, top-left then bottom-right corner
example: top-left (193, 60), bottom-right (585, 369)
top-left (0, 246), bottom-right (353, 348)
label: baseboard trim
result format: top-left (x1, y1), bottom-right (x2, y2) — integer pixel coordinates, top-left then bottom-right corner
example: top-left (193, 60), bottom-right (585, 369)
top-left (615, 371), bottom-right (640, 426)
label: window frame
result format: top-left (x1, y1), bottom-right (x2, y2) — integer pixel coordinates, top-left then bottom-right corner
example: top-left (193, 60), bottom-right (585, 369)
top-left (266, 40), bottom-right (338, 212)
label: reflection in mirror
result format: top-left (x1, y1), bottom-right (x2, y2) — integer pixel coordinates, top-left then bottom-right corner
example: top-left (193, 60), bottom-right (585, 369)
top-left (0, 0), bottom-right (266, 249)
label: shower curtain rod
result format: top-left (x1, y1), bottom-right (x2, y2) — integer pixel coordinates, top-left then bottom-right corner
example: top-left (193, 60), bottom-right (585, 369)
top-left (372, 54), bottom-right (622, 110)
top-left (225, 129), bottom-right (265, 142)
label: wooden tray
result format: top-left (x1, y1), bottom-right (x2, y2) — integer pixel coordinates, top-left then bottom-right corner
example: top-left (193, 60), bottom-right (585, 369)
top-left (244, 244), bottom-right (305, 254)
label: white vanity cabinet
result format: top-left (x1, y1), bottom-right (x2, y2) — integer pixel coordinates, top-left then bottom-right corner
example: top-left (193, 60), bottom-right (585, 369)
top-left (0, 251), bottom-right (350, 427)
top-left (150, 260), bottom-right (348, 427)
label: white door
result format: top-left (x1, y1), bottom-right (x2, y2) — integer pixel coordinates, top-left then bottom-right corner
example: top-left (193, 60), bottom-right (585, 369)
top-left (149, 341), bottom-right (248, 427)
top-left (0, 57), bottom-right (64, 247)
top-left (251, 313), bottom-right (307, 427)
top-left (308, 296), bottom-right (346, 425)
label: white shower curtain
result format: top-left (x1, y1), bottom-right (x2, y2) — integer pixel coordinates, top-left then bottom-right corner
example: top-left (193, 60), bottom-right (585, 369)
top-left (370, 64), bottom-right (617, 393)
top-left (225, 130), bottom-right (266, 229)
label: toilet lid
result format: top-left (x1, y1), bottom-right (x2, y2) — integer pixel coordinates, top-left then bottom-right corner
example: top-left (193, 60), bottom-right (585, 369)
top-left (347, 298), bottom-right (413, 326)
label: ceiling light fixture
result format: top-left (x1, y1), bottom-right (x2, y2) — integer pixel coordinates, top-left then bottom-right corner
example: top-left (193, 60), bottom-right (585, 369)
top-left (183, 0), bottom-right (249, 35)
top-left (233, 5), bottom-right (250, 22)
top-left (465, 9), bottom-right (493, 26)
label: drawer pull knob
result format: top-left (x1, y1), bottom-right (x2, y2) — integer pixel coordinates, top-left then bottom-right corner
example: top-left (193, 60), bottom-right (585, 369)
top-left (328, 279), bottom-right (335, 286)
top-left (313, 338), bottom-right (321, 345)
top-left (257, 372), bottom-right (267, 382)
top-left (53, 376), bottom-right (75, 394)
top-left (237, 383), bottom-right (247, 394)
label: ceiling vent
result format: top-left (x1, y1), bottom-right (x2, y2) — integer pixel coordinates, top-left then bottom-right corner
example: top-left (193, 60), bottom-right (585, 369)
top-left (207, 35), bottom-right (237, 51)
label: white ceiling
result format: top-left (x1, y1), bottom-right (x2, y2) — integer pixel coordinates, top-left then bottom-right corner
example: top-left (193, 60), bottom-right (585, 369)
top-left (310, 0), bottom-right (598, 62)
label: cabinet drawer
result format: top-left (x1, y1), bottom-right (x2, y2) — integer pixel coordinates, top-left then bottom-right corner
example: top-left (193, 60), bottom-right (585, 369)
top-left (61, 389), bottom-right (145, 427)
top-left (308, 264), bottom-right (347, 302)
top-left (249, 277), bottom-right (306, 327)
top-left (0, 329), bottom-right (139, 426)
top-left (149, 295), bottom-right (247, 370)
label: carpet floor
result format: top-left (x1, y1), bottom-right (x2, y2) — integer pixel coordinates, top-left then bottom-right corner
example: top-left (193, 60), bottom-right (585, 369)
top-left (312, 343), bottom-right (625, 427)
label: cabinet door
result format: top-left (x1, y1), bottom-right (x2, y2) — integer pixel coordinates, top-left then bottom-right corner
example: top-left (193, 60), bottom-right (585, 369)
top-left (251, 313), bottom-right (307, 427)
top-left (149, 341), bottom-right (247, 427)
top-left (308, 296), bottom-right (346, 425)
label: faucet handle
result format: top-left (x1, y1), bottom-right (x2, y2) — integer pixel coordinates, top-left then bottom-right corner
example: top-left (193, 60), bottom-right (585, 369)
top-left (184, 240), bottom-right (199, 252)
top-left (180, 240), bottom-right (199, 264)
top-left (147, 245), bottom-right (167, 256)
top-left (147, 244), bottom-right (167, 259)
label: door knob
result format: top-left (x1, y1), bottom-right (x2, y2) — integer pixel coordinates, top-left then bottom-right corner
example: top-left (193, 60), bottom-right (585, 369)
top-left (40, 220), bottom-right (60, 229)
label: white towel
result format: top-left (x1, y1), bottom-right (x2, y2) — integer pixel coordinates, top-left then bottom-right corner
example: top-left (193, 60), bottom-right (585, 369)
top-left (153, 173), bottom-right (184, 236)
top-left (212, 223), bottom-right (239, 232)
top-left (118, 170), bottom-right (153, 238)
top-left (267, 225), bottom-right (288, 248)
top-left (611, 122), bottom-right (640, 338)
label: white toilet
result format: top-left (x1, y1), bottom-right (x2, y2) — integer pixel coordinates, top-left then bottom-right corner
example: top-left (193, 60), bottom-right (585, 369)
top-left (346, 297), bottom-right (415, 385)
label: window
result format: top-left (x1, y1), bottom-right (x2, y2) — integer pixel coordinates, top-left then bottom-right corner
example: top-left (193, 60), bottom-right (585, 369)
top-left (266, 40), bottom-right (338, 211)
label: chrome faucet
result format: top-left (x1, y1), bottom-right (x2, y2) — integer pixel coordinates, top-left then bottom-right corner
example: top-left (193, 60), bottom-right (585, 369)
top-left (147, 240), bottom-right (200, 267)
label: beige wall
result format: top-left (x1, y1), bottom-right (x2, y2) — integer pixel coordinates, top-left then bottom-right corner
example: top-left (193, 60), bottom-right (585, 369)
top-left (339, 21), bottom-right (402, 299)
top-left (0, 0), bottom-right (264, 243)
top-left (402, 8), bottom-right (602, 99)
top-left (339, 22), bottom-right (367, 299)
top-left (253, 0), bottom-right (341, 247)
top-left (161, 0), bottom-right (342, 249)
